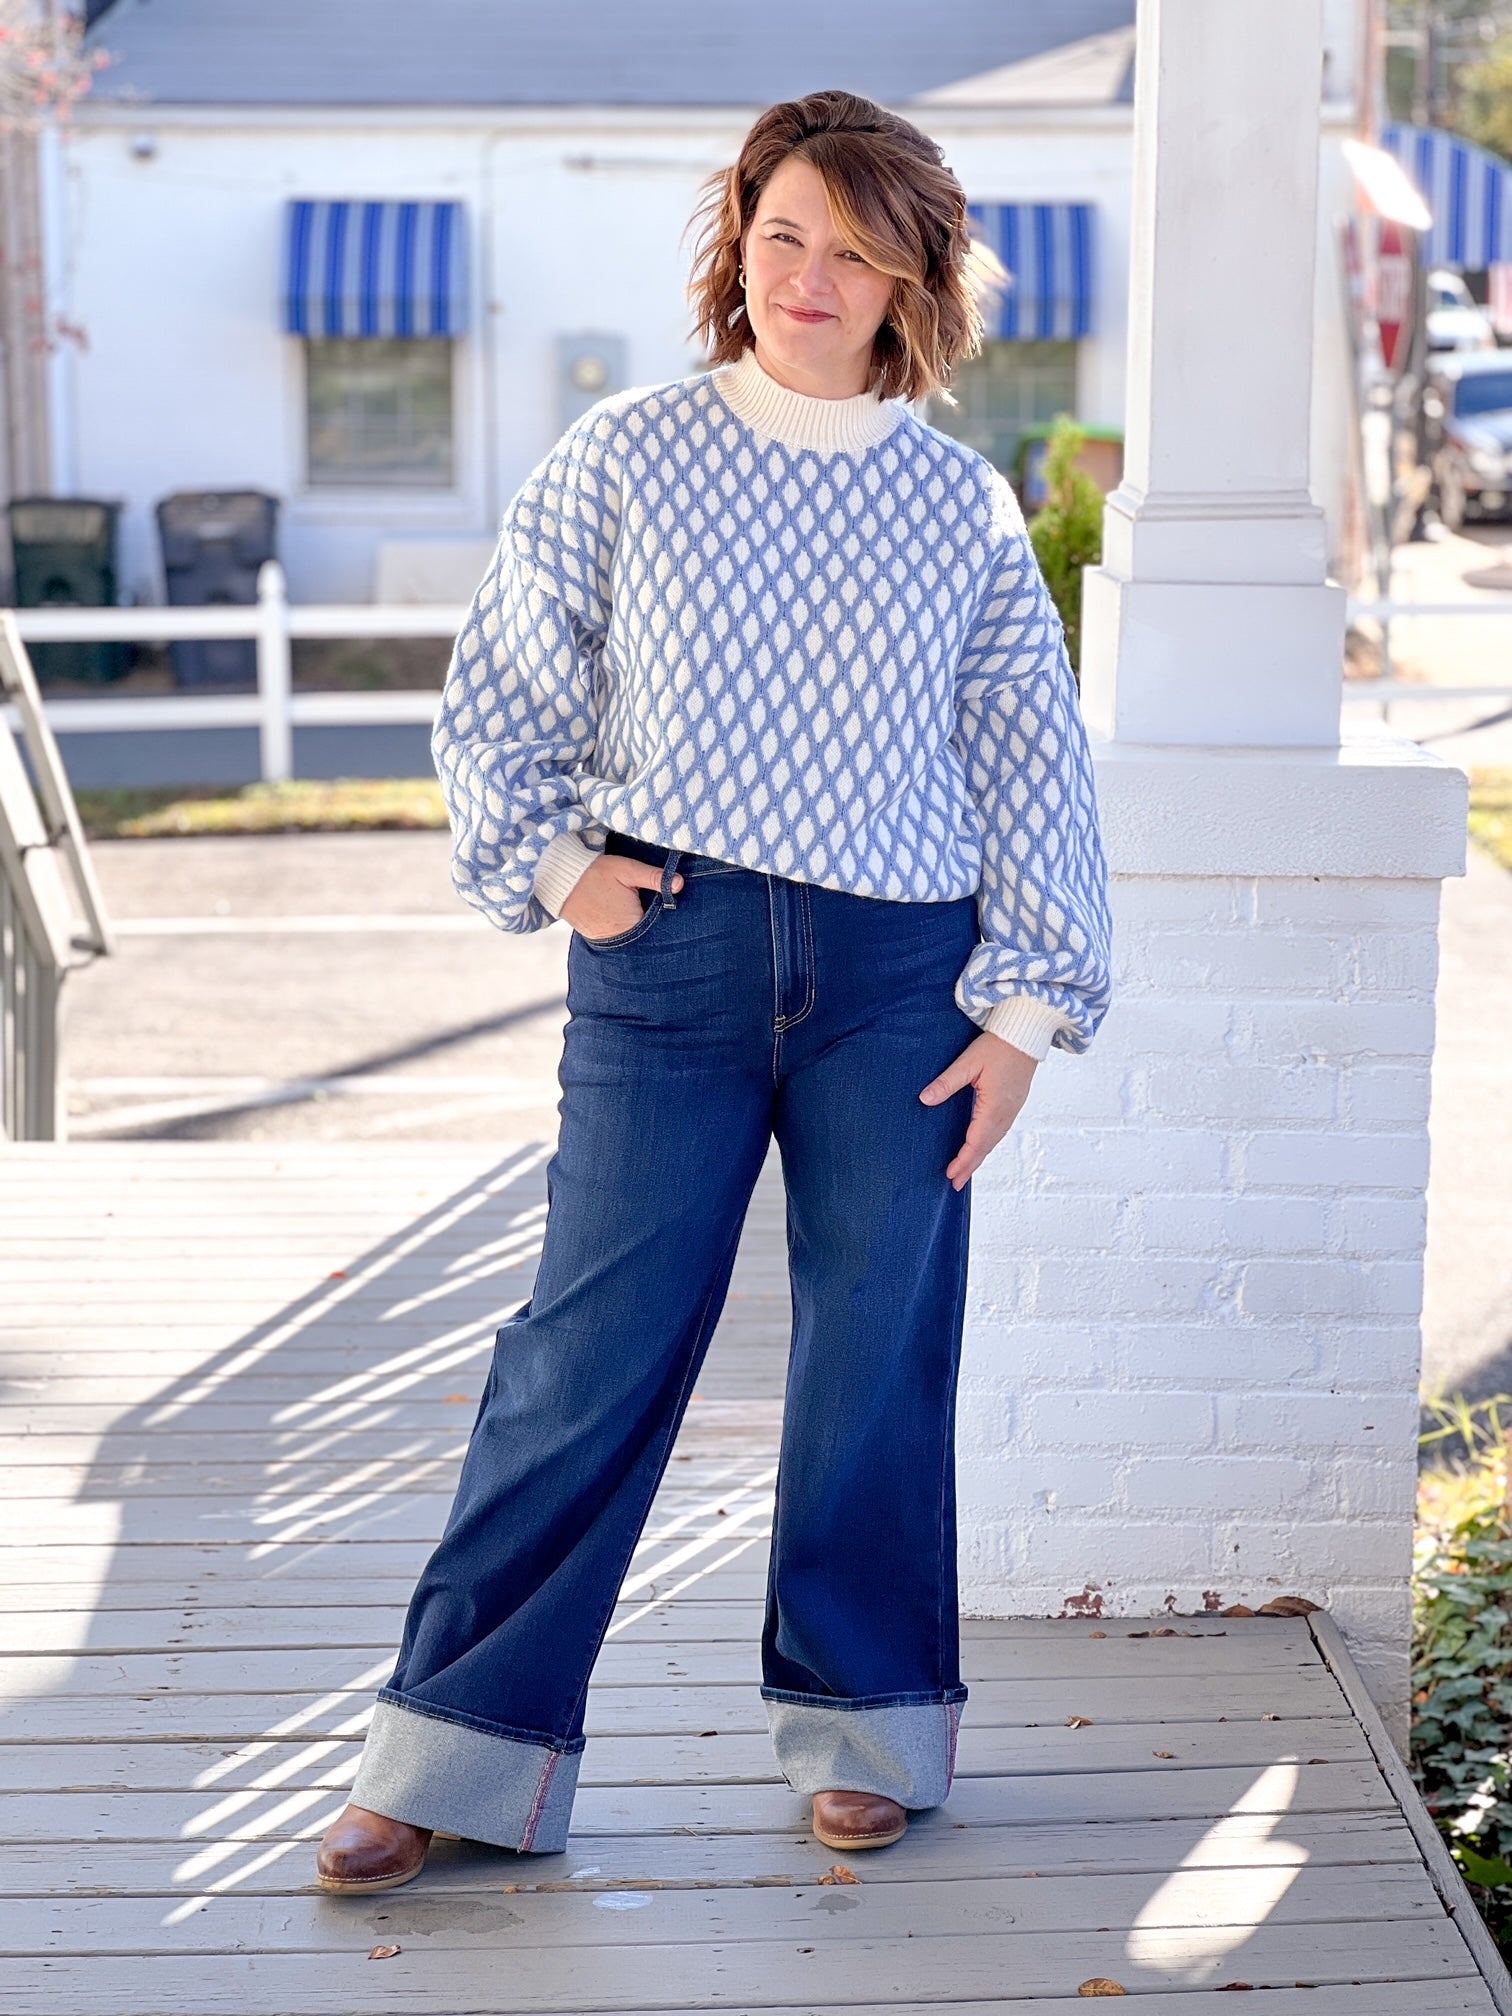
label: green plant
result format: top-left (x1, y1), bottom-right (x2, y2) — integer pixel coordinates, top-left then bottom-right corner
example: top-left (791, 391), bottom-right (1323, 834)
top-left (1469, 769), bottom-right (1512, 875)
top-left (1414, 1391), bottom-right (1512, 1944)
top-left (1452, 30), bottom-right (1512, 164)
top-left (1025, 414), bottom-right (1104, 682)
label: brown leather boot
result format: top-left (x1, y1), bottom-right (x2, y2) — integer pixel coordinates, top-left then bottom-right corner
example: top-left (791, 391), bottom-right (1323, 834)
top-left (811, 1790), bottom-right (908, 1851)
top-left (316, 1803), bottom-right (433, 1892)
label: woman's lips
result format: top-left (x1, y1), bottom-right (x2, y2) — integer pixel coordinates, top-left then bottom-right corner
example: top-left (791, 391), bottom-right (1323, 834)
top-left (779, 305), bottom-right (834, 323)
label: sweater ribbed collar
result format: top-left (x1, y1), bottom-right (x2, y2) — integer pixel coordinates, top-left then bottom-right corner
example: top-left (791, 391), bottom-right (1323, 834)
top-left (715, 344), bottom-right (904, 456)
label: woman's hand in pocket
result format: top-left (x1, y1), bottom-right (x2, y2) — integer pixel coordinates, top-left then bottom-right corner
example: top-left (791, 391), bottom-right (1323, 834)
top-left (918, 1032), bottom-right (1038, 1190)
top-left (560, 855), bottom-right (684, 941)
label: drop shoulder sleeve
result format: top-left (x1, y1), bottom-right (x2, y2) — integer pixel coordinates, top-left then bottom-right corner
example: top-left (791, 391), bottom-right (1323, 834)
top-left (950, 486), bottom-right (1114, 1058)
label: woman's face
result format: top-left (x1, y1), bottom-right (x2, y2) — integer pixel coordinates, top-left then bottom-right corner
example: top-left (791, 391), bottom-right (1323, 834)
top-left (741, 154), bottom-right (896, 394)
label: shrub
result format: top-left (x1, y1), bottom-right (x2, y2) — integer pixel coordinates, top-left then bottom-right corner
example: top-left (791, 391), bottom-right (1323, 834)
top-left (1026, 414), bottom-right (1104, 683)
top-left (1413, 1392), bottom-right (1512, 1945)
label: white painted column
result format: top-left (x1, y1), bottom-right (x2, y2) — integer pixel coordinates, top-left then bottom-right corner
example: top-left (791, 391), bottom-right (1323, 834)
top-left (957, 0), bottom-right (1468, 1753)
top-left (1079, 0), bottom-right (1346, 747)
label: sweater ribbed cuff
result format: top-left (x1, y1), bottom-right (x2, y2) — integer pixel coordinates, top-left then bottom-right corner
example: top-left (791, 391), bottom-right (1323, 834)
top-left (532, 832), bottom-right (599, 917)
top-left (981, 996), bottom-right (1066, 1062)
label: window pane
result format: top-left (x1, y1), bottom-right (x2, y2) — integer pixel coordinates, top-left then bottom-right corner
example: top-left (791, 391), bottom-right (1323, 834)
top-left (926, 340), bottom-right (1079, 479)
top-left (306, 338), bottom-right (454, 488)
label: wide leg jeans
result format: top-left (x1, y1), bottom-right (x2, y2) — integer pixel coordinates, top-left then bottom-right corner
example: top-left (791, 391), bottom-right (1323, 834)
top-left (349, 832), bottom-right (982, 1851)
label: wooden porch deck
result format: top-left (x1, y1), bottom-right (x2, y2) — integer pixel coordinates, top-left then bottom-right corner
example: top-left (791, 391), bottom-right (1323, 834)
top-left (2, 1142), bottom-right (1508, 2015)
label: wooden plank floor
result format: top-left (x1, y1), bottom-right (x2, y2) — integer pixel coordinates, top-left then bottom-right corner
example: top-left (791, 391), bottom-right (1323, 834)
top-left (1, 1142), bottom-right (1508, 2015)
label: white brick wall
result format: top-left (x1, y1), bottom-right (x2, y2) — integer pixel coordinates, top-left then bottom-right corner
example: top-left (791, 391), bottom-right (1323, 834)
top-left (958, 848), bottom-right (1457, 1755)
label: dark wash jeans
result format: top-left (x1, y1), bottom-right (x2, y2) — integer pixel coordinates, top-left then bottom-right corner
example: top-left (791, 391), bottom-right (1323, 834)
top-left (350, 832), bottom-right (981, 1851)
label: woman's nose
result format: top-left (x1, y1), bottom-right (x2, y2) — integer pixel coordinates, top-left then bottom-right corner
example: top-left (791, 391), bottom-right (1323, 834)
top-left (793, 251), bottom-right (834, 298)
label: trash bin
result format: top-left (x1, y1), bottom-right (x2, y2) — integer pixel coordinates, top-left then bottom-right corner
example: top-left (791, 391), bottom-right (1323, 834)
top-left (7, 497), bottom-right (129, 685)
top-left (155, 490), bottom-right (279, 688)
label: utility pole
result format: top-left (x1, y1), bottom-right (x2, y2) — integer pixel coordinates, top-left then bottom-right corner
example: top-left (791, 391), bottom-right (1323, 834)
top-left (1410, 0), bottom-right (1440, 124)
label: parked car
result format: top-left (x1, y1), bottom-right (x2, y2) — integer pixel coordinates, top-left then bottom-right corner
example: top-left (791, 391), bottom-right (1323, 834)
top-left (1423, 350), bottom-right (1512, 531)
top-left (1425, 267), bottom-right (1497, 354)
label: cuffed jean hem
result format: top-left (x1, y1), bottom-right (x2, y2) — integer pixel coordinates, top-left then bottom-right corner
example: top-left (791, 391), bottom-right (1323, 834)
top-left (348, 1695), bottom-right (580, 1853)
top-left (761, 1689), bottom-right (967, 1811)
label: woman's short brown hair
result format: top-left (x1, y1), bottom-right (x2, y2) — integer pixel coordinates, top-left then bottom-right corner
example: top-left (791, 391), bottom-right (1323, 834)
top-left (686, 89), bottom-right (999, 406)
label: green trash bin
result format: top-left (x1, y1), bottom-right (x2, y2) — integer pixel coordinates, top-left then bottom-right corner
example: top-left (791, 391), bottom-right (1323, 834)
top-left (7, 497), bottom-right (129, 686)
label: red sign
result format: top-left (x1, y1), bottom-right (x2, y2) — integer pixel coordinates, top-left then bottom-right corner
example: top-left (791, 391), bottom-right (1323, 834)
top-left (1376, 219), bottom-right (1415, 374)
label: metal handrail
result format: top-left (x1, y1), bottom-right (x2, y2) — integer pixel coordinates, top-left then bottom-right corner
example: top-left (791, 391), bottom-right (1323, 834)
top-left (0, 620), bottom-right (113, 1142)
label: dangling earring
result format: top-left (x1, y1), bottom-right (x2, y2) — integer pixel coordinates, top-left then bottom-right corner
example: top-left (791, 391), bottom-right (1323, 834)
top-left (738, 267), bottom-right (747, 288)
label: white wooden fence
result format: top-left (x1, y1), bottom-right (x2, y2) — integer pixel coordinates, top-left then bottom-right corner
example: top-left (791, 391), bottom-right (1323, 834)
top-left (8, 562), bottom-right (463, 783)
top-left (5, 577), bottom-right (1510, 792)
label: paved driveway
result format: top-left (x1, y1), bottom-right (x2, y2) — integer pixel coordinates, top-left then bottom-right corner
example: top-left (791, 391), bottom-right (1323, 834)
top-left (65, 832), bottom-right (570, 1145)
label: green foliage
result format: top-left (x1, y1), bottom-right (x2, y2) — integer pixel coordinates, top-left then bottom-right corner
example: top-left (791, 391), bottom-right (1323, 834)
top-left (1025, 414), bottom-right (1103, 683)
top-left (1414, 1392), bottom-right (1512, 1944)
top-left (73, 779), bottom-right (448, 840)
top-left (1454, 31), bottom-right (1512, 162)
top-left (1469, 769), bottom-right (1512, 873)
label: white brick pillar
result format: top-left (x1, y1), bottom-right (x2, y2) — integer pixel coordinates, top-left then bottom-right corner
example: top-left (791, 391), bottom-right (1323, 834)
top-left (957, 0), bottom-right (1467, 1753)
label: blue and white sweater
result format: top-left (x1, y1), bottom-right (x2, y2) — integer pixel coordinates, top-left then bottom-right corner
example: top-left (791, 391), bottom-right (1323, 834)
top-left (432, 344), bottom-right (1112, 1060)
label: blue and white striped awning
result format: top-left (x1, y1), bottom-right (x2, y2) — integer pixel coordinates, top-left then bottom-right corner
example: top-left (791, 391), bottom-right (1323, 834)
top-left (1381, 124), bottom-right (1512, 270)
top-left (966, 202), bottom-right (1096, 341)
top-left (282, 200), bottom-right (468, 339)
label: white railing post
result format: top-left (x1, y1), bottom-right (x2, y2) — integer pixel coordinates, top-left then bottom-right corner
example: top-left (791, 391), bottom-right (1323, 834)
top-left (256, 561), bottom-right (293, 784)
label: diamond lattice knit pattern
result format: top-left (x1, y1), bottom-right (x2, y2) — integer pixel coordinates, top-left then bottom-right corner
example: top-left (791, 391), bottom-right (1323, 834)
top-left (432, 348), bottom-right (1112, 1056)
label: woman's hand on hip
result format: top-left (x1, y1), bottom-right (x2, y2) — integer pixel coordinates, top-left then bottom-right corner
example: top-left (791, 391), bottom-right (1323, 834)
top-left (919, 1032), bottom-right (1039, 1191)
top-left (560, 854), bottom-right (684, 941)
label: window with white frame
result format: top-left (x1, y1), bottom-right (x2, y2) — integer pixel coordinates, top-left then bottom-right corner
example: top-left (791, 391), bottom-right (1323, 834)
top-left (926, 339), bottom-right (1079, 480)
top-left (304, 338), bottom-right (455, 489)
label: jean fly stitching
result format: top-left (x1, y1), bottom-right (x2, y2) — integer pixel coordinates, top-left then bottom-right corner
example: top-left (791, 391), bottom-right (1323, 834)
top-left (766, 875), bottom-right (783, 1083)
top-left (772, 880), bottom-right (815, 1036)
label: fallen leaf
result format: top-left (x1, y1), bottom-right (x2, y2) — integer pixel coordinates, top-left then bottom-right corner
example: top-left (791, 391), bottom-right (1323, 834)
top-left (1218, 1983), bottom-right (1255, 1991)
top-left (1257, 1595), bottom-right (1319, 1616)
top-left (1262, 1713), bottom-right (1279, 1721)
top-left (1067, 1714), bottom-right (1093, 1727)
top-left (1078, 1979), bottom-right (1126, 1996)
top-left (368, 1945), bottom-right (401, 1961)
top-left (444, 1394), bottom-right (474, 1403)
top-left (819, 1864), bottom-right (861, 1885)
top-left (1305, 1756), bottom-right (1328, 1765)
top-left (1222, 1603), bottom-right (1256, 1616)
top-left (698, 1730), bottom-right (719, 1738)
top-left (1153, 1749), bottom-right (1176, 1758)
top-left (501, 1883), bottom-right (520, 1893)
top-left (798, 1945), bottom-right (814, 1953)
top-left (329, 1270), bottom-right (348, 1280)
top-left (1089, 1629), bottom-right (1106, 1638)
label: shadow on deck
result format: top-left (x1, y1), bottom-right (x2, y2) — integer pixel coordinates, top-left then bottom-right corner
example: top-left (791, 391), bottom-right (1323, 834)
top-left (0, 1143), bottom-right (1507, 2014)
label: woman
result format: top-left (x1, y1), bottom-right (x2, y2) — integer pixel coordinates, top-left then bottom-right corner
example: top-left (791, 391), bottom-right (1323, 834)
top-left (318, 87), bottom-right (1112, 1893)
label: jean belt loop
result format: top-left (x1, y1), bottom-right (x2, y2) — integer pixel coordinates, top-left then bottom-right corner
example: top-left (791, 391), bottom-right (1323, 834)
top-left (659, 847), bottom-right (684, 910)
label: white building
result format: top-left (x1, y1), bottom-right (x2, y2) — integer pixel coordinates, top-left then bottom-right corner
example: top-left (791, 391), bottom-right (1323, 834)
top-left (37, 0), bottom-right (1368, 607)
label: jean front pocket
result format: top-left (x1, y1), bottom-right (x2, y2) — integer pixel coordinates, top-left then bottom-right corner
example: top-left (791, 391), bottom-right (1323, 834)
top-left (575, 889), bottom-right (664, 951)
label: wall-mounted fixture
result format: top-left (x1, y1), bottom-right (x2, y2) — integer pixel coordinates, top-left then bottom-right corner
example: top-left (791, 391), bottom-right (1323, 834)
top-left (556, 332), bottom-right (627, 433)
